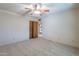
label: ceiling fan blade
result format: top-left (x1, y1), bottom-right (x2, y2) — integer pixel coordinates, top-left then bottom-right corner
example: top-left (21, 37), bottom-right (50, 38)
top-left (25, 8), bottom-right (29, 9)
top-left (19, 3), bottom-right (34, 10)
top-left (22, 9), bottom-right (32, 16)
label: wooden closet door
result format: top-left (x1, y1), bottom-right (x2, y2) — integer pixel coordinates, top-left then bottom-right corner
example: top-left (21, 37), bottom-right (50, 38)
top-left (29, 21), bottom-right (38, 39)
top-left (33, 22), bottom-right (38, 38)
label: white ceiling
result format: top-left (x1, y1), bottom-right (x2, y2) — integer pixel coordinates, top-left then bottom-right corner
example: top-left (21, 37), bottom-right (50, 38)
top-left (0, 3), bottom-right (79, 16)
top-left (0, 3), bottom-right (31, 15)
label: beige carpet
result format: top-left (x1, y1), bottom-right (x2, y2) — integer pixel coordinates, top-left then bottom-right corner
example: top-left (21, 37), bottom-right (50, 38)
top-left (0, 37), bottom-right (79, 56)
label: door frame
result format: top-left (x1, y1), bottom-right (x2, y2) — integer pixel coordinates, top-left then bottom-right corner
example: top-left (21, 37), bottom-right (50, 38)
top-left (29, 21), bottom-right (39, 39)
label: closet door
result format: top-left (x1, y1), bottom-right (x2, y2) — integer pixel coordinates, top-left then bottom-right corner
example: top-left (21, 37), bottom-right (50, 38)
top-left (33, 22), bottom-right (38, 38)
top-left (29, 21), bottom-right (38, 39)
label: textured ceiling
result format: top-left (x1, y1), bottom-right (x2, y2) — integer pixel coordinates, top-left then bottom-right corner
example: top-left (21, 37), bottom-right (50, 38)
top-left (0, 3), bottom-right (79, 16)
top-left (0, 3), bottom-right (31, 15)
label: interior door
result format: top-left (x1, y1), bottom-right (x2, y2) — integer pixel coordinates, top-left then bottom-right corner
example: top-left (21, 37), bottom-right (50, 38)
top-left (29, 21), bottom-right (38, 39)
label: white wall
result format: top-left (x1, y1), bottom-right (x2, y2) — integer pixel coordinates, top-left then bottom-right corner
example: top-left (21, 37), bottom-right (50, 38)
top-left (41, 8), bottom-right (79, 48)
top-left (0, 10), bottom-right (29, 46)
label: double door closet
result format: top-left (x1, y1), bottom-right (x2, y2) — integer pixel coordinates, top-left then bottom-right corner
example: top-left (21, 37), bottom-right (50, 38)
top-left (29, 21), bottom-right (39, 39)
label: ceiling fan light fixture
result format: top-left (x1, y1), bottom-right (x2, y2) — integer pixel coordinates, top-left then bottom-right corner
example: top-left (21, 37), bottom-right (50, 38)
top-left (34, 10), bottom-right (41, 14)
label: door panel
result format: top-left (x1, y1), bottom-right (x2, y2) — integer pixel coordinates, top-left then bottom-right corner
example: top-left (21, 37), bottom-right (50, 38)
top-left (33, 22), bottom-right (38, 38)
top-left (29, 21), bottom-right (32, 38)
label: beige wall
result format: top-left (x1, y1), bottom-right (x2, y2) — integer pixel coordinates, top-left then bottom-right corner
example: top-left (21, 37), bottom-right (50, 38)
top-left (0, 10), bottom-right (29, 46)
top-left (41, 8), bottom-right (79, 48)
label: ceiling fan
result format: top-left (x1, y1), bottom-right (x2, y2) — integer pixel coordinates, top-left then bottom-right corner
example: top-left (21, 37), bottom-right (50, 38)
top-left (22, 3), bottom-right (49, 16)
